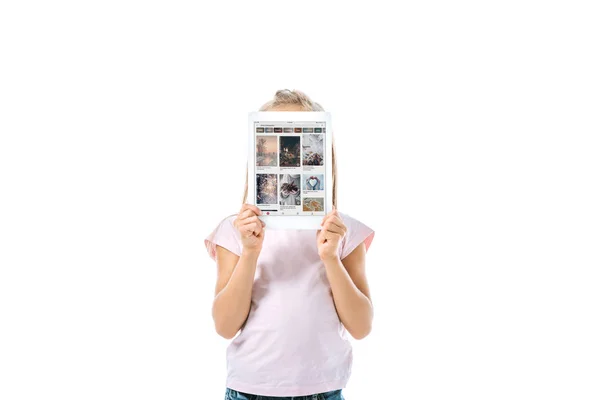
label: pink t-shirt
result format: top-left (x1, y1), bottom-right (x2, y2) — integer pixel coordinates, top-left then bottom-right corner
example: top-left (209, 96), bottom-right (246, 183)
top-left (204, 211), bottom-right (375, 397)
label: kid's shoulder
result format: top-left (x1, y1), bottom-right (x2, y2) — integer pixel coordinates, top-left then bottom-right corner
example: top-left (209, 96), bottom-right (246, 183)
top-left (204, 213), bottom-right (241, 261)
top-left (338, 210), bottom-right (373, 230)
top-left (338, 211), bottom-right (375, 260)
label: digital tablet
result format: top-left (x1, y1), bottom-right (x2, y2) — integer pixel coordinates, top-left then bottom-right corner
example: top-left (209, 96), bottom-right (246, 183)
top-left (248, 111), bottom-right (333, 229)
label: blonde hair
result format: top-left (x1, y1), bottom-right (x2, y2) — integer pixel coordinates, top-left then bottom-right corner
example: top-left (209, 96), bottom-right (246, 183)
top-left (259, 89), bottom-right (325, 112)
top-left (243, 89), bottom-right (338, 208)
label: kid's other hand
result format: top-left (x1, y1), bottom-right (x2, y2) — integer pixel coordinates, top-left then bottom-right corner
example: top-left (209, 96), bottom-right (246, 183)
top-left (317, 206), bottom-right (347, 261)
top-left (234, 204), bottom-right (265, 253)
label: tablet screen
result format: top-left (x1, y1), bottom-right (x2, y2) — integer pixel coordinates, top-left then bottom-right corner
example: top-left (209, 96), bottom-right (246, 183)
top-left (254, 121), bottom-right (326, 216)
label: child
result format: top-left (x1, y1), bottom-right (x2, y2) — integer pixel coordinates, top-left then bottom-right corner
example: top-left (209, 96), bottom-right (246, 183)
top-left (205, 90), bottom-right (375, 400)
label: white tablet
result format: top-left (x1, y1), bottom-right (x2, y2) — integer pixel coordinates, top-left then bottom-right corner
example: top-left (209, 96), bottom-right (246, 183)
top-left (248, 111), bottom-right (333, 229)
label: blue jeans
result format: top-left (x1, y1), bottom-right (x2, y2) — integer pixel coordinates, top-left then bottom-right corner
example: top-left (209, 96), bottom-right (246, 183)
top-left (225, 387), bottom-right (345, 400)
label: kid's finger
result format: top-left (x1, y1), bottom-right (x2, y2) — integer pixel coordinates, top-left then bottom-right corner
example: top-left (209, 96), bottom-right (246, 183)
top-left (316, 229), bottom-right (326, 244)
top-left (323, 230), bottom-right (341, 242)
top-left (242, 222), bottom-right (261, 237)
top-left (323, 223), bottom-right (345, 236)
top-left (321, 210), bottom-right (337, 226)
top-left (238, 209), bottom-right (252, 220)
top-left (240, 226), bottom-right (254, 238)
top-left (240, 203), bottom-right (262, 216)
top-left (255, 227), bottom-right (264, 239)
top-left (240, 217), bottom-right (261, 230)
top-left (240, 214), bottom-right (261, 225)
top-left (325, 216), bottom-right (346, 231)
top-left (238, 208), bottom-right (261, 221)
top-left (322, 215), bottom-right (346, 231)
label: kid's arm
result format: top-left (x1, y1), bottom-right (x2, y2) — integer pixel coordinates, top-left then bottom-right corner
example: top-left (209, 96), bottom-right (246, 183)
top-left (323, 242), bottom-right (373, 340)
top-left (211, 245), bottom-right (260, 339)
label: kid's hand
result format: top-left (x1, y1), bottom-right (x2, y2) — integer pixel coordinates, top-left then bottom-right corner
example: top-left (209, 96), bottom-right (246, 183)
top-left (317, 206), bottom-right (347, 261)
top-left (234, 204), bottom-right (265, 253)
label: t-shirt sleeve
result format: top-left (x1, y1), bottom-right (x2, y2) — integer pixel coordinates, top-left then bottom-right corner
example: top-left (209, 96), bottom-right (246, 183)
top-left (204, 216), bottom-right (242, 262)
top-left (339, 213), bottom-right (375, 260)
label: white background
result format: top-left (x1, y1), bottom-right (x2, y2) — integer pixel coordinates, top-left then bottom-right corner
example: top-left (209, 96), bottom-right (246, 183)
top-left (1, 1), bottom-right (599, 399)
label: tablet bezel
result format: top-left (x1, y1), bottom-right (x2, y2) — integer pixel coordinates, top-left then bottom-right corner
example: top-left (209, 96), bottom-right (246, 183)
top-left (247, 111), bottom-right (333, 230)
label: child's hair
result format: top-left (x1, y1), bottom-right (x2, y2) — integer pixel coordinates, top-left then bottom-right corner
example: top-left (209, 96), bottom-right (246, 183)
top-left (258, 89), bottom-right (325, 112)
top-left (243, 89), bottom-right (338, 208)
